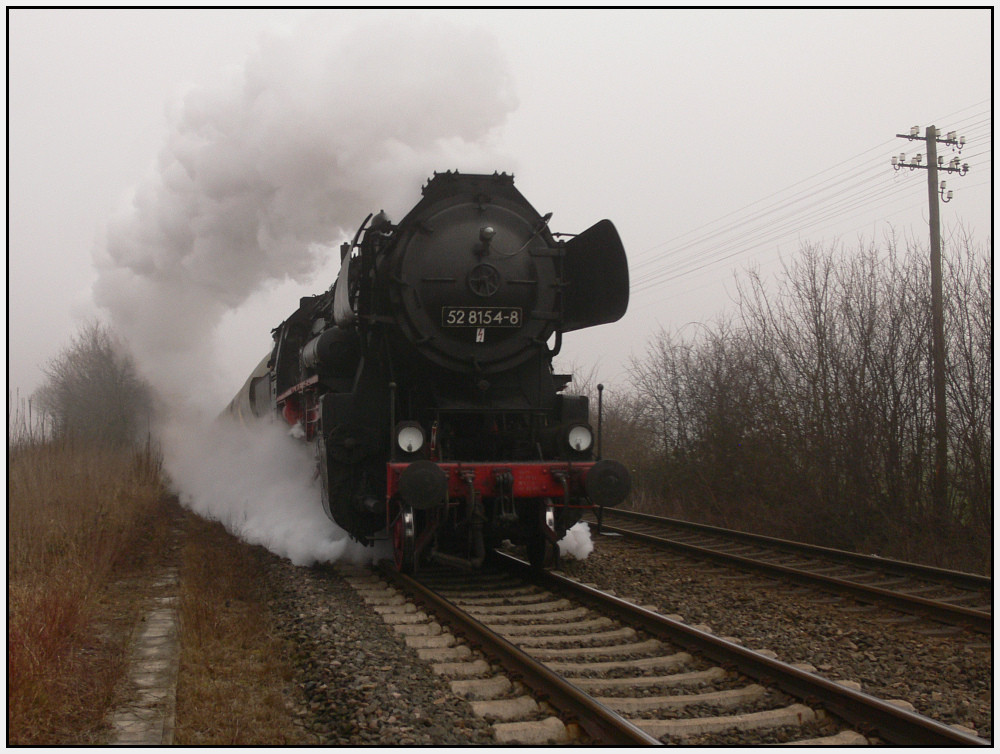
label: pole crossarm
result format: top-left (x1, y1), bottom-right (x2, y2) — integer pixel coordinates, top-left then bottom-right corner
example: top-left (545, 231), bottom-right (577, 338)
top-left (892, 126), bottom-right (969, 175)
top-left (889, 162), bottom-right (968, 173)
top-left (895, 133), bottom-right (963, 145)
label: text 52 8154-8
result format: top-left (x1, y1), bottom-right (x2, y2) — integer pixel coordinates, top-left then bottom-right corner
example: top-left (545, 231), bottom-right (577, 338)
top-left (441, 306), bottom-right (522, 328)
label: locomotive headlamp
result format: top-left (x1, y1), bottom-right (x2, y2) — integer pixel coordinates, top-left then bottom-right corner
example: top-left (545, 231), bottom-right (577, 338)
top-left (566, 424), bottom-right (593, 452)
top-left (478, 225), bottom-right (496, 256)
top-left (541, 422), bottom-right (595, 457)
top-left (396, 422), bottom-right (425, 454)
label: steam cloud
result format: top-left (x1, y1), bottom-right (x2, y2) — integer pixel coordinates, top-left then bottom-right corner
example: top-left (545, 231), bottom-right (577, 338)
top-left (95, 17), bottom-right (516, 407)
top-left (166, 419), bottom-right (382, 567)
top-left (557, 521), bottom-right (595, 561)
top-left (93, 16), bottom-right (517, 564)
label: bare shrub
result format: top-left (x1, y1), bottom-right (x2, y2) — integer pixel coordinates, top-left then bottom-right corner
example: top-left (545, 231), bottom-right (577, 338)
top-left (8, 390), bottom-right (53, 446)
top-left (622, 234), bottom-right (992, 572)
top-left (32, 322), bottom-right (153, 447)
top-left (941, 232), bottom-right (992, 564)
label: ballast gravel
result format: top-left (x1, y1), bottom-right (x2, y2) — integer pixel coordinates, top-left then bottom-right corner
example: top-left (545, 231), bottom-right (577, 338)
top-left (555, 531), bottom-right (992, 740)
top-left (263, 558), bottom-right (495, 746)
top-left (252, 528), bottom-right (989, 745)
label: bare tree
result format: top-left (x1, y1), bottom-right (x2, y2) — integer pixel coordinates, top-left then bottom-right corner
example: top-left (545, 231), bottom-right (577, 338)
top-left (33, 323), bottom-right (153, 446)
top-left (942, 232), bottom-right (992, 545)
top-left (622, 233), bottom-right (991, 572)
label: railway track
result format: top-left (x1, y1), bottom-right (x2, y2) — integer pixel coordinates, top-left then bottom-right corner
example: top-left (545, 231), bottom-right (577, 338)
top-left (340, 557), bottom-right (988, 746)
top-left (589, 508), bottom-right (992, 634)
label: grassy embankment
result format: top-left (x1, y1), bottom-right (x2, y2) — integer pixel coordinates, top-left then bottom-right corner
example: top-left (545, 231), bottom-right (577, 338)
top-left (8, 415), bottom-right (310, 744)
top-left (7, 434), bottom-right (170, 744)
top-left (173, 514), bottom-right (313, 745)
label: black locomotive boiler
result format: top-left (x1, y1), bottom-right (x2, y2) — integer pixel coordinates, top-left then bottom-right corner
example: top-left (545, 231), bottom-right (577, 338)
top-left (227, 171), bottom-right (631, 571)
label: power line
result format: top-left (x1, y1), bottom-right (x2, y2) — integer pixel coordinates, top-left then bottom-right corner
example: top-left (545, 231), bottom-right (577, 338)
top-left (627, 108), bottom-right (990, 303)
top-left (633, 171), bottom-right (916, 293)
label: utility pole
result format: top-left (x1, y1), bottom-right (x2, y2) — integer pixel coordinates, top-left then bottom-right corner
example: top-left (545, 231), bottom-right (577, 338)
top-left (892, 125), bottom-right (969, 523)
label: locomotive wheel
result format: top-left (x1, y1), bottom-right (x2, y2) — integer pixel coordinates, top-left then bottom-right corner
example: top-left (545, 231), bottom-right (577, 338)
top-left (393, 504), bottom-right (417, 573)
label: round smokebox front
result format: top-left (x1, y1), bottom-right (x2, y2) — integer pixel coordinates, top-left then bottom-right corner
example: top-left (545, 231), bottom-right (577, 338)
top-left (392, 200), bottom-right (558, 374)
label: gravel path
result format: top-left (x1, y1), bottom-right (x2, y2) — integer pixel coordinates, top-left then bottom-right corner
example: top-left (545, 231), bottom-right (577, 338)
top-left (555, 531), bottom-right (992, 740)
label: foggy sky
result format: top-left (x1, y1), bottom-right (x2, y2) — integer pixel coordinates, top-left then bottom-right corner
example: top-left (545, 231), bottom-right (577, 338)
top-left (8, 9), bottom-right (993, 407)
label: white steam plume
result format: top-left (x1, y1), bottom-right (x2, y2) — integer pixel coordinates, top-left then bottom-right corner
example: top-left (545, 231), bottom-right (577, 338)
top-left (166, 418), bottom-right (380, 567)
top-left (93, 16), bottom-right (517, 564)
top-left (95, 17), bottom-right (516, 408)
top-left (558, 521), bottom-right (595, 561)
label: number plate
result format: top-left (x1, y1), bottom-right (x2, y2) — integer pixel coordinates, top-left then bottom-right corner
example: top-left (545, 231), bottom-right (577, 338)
top-left (442, 306), bottom-right (522, 328)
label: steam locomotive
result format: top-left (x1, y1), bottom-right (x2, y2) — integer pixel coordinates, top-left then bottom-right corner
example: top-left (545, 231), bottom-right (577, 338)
top-left (227, 171), bottom-right (631, 571)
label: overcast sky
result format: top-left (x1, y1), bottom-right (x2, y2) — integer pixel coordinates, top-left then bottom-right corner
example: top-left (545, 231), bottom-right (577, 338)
top-left (8, 8), bottom-right (993, 410)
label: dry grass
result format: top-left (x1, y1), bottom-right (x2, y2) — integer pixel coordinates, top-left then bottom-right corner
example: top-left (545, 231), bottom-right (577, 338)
top-left (7, 438), bottom-right (170, 744)
top-left (173, 515), bottom-right (312, 745)
top-left (9, 393), bottom-right (308, 744)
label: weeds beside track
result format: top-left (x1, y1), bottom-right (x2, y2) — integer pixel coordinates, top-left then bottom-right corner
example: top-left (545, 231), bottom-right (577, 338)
top-left (7, 439), bottom-right (169, 744)
top-left (173, 514), bottom-right (312, 745)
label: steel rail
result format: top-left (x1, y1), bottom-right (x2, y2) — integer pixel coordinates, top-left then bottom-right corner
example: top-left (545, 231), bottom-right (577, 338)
top-left (377, 562), bottom-right (662, 746)
top-left (599, 508), bottom-right (991, 589)
top-left (600, 522), bottom-right (991, 633)
top-left (495, 552), bottom-right (990, 747)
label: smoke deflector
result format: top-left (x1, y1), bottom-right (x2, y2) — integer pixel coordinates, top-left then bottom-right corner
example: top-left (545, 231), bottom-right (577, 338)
top-left (560, 219), bottom-right (630, 332)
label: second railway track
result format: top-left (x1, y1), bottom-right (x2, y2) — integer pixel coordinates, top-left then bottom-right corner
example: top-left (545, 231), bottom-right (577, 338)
top-left (589, 508), bottom-right (992, 634)
top-left (341, 555), bottom-right (989, 746)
